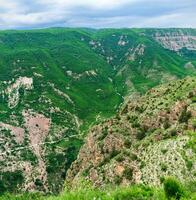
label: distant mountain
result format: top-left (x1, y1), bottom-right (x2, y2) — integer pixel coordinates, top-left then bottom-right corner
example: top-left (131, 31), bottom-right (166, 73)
top-left (0, 28), bottom-right (195, 193)
top-left (67, 77), bottom-right (196, 187)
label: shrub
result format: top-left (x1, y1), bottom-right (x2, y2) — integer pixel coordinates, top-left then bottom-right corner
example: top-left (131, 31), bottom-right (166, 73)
top-left (124, 139), bottom-right (132, 148)
top-left (161, 163), bottom-right (167, 172)
top-left (130, 153), bottom-right (138, 161)
top-left (114, 185), bottom-right (153, 200)
top-left (128, 115), bottom-right (138, 123)
top-left (135, 106), bottom-right (144, 113)
top-left (114, 175), bottom-right (122, 185)
top-left (115, 154), bottom-right (124, 162)
top-left (98, 127), bottom-right (108, 140)
top-left (170, 129), bottom-right (177, 137)
top-left (179, 107), bottom-right (191, 123)
top-left (186, 181), bottom-right (196, 194)
top-left (163, 177), bottom-right (184, 200)
top-left (186, 160), bottom-right (193, 171)
top-left (192, 119), bottom-right (196, 130)
top-left (35, 179), bottom-right (43, 187)
top-left (123, 167), bottom-right (133, 180)
top-left (0, 193), bottom-right (44, 200)
top-left (132, 121), bottom-right (140, 128)
top-left (140, 161), bottom-right (146, 169)
top-left (161, 149), bottom-right (168, 154)
top-left (163, 119), bottom-right (171, 129)
top-left (110, 148), bottom-right (120, 159)
top-left (188, 91), bottom-right (194, 98)
top-left (191, 96), bottom-right (196, 103)
top-left (136, 130), bottom-right (146, 140)
top-left (160, 176), bottom-right (165, 184)
top-left (82, 167), bottom-right (90, 177)
top-left (0, 171), bottom-right (24, 194)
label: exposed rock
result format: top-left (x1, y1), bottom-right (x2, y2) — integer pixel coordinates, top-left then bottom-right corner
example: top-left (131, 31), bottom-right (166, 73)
top-left (67, 77), bottom-right (196, 187)
top-left (185, 62), bottom-right (195, 69)
top-left (0, 122), bottom-right (25, 144)
top-left (118, 35), bottom-right (129, 46)
top-left (126, 44), bottom-right (145, 61)
top-left (153, 31), bottom-right (196, 51)
top-left (5, 77), bottom-right (33, 108)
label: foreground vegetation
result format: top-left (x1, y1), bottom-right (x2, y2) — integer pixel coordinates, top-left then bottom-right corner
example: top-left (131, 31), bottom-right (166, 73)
top-left (1, 178), bottom-right (196, 200)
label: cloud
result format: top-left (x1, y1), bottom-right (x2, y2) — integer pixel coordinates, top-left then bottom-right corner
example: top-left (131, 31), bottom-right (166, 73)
top-left (38, 0), bottom-right (134, 10)
top-left (0, 0), bottom-right (195, 29)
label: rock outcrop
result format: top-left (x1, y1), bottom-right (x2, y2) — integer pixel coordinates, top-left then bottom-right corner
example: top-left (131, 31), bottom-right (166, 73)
top-left (152, 30), bottom-right (196, 51)
top-left (67, 77), bottom-right (196, 187)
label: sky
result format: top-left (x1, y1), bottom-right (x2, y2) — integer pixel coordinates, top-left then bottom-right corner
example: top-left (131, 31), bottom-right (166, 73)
top-left (0, 0), bottom-right (195, 29)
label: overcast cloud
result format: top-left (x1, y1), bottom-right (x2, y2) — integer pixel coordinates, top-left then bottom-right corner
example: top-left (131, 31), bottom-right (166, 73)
top-left (0, 0), bottom-right (195, 29)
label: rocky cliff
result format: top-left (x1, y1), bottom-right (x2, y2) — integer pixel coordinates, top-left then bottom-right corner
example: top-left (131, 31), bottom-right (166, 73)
top-left (67, 77), bottom-right (196, 187)
top-left (153, 29), bottom-right (196, 51)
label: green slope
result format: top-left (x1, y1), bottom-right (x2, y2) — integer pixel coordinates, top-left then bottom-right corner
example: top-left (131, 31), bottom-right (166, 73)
top-left (0, 28), bottom-right (195, 194)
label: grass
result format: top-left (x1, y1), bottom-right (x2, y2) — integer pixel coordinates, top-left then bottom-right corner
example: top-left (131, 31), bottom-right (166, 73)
top-left (1, 179), bottom-right (196, 200)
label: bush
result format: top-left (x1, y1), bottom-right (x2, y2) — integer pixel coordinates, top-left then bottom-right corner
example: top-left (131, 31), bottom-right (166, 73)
top-left (115, 154), bottom-right (124, 162)
top-left (114, 185), bottom-right (153, 200)
top-left (132, 122), bottom-right (140, 128)
top-left (136, 130), bottom-right (146, 140)
top-left (161, 163), bottom-right (167, 172)
top-left (191, 96), bottom-right (196, 103)
top-left (109, 148), bottom-right (120, 159)
top-left (0, 171), bottom-right (24, 194)
top-left (170, 129), bottom-right (177, 137)
top-left (114, 176), bottom-right (122, 185)
top-left (161, 149), bottom-right (168, 154)
top-left (163, 119), bottom-right (171, 129)
top-left (179, 107), bottom-right (191, 123)
top-left (123, 167), bottom-right (133, 180)
top-left (192, 119), bottom-right (196, 130)
top-left (0, 193), bottom-right (44, 200)
top-left (163, 177), bottom-right (184, 200)
top-left (98, 127), bottom-right (108, 140)
top-left (124, 139), bottom-right (132, 148)
top-left (186, 160), bottom-right (193, 171)
top-left (130, 153), bottom-right (138, 161)
top-left (188, 91), bottom-right (194, 98)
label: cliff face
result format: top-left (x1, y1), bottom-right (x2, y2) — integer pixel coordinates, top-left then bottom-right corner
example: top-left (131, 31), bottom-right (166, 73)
top-left (67, 77), bottom-right (196, 187)
top-left (0, 75), bottom-right (82, 193)
top-left (142, 29), bottom-right (196, 52)
top-left (155, 35), bottom-right (196, 51)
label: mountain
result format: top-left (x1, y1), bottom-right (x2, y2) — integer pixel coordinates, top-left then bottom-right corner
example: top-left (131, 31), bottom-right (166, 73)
top-left (67, 76), bottom-right (196, 187)
top-left (0, 28), bottom-right (195, 193)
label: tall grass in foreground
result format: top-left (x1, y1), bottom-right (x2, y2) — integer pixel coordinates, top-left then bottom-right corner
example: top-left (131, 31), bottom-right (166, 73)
top-left (0, 178), bottom-right (196, 200)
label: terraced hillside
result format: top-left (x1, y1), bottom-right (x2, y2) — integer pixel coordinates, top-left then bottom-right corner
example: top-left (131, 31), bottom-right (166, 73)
top-left (0, 28), bottom-right (195, 193)
top-left (67, 77), bottom-right (196, 187)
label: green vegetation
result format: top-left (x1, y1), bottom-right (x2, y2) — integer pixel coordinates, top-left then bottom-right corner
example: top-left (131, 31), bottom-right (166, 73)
top-left (0, 171), bottom-right (24, 194)
top-left (123, 167), bottom-right (133, 180)
top-left (0, 28), bottom-right (195, 193)
top-left (163, 177), bottom-right (184, 200)
top-left (0, 178), bottom-right (195, 200)
top-left (66, 76), bottom-right (196, 190)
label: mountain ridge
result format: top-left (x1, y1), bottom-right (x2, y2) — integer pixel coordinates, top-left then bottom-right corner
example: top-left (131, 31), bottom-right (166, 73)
top-left (0, 28), bottom-right (195, 193)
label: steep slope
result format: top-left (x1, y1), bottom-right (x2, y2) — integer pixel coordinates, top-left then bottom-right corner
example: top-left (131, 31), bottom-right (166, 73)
top-left (67, 77), bottom-right (196, 187)
top-left (0, 29), bottom-right (121, 193)
top-left (90, 28), bottom-right (196, 94)
top-left (145, 28), bottom-right (196, 53)
top-left (0, 28), bottom-right (195, 193)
